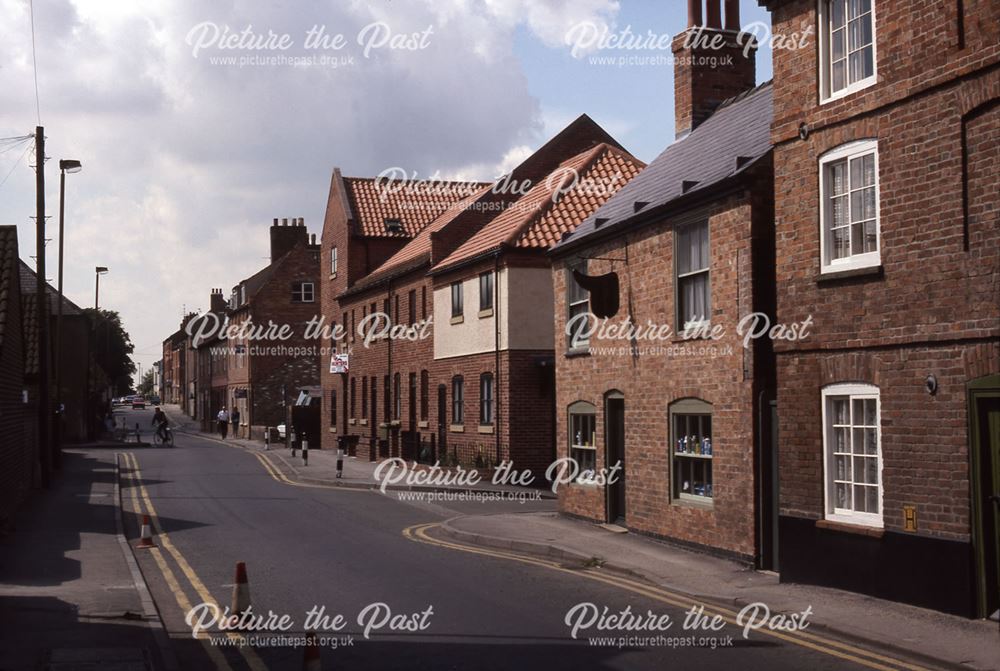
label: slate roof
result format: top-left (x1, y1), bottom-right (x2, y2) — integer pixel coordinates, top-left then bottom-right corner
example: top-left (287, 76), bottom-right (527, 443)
top-left (0, 226), bottom-right (19, 354)
top-left (433, 144), bottom-right (645, 273)
top-left (343, 176), bottom-right (490, 238)
top-left (552, 82), bottom-right (773, 254)
top-left (18, 260), bottom-right (85, 316)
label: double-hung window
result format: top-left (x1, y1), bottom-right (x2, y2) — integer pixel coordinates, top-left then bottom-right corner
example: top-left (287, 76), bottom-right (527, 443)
top-left (330, 247), bottom-right (338, 276)
top-left (479, 373), bottom-right (494, 425)
top-left (822, 383), bottom-right (882, 527)
top-left (451, 376), bottom-right (464, 424)
top-left (568, 401), bottom-right (597, 475)
top-left (479, 272), bottom-right (494, 312)
top-left (670, 399), bottom-right (713, 501)
top-left (451, 282), bottom-right (464, 319)
top-left (820, 0), bottom-right (876, 102)
top-left (820, 140), bottom-right (880, 273)
top-left (676, 221), bottom-right (710, 331)
top-left (566, 261), bottom-right (590, 350)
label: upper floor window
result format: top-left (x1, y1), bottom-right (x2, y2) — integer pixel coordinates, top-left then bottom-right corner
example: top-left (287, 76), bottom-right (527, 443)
top-left (566, 260), bottom-right (590, 350)
top-left (408, 290), bottom-right (417, 326)
top-left (822, 383), bottom-right (882, 527)
top-left (820, 0), bottom-right (876, 102)
top-left (676, 221), bottom-right (710, 331)
top-left (292, 282), bottom-right (315, 303)
top-left (479, 272), bottom-right (494, 312)
top-left (393, 373), bottom-right (401, 420)
top-left (479, 373), bottom-right (494, 425)
top-left (330, 247), bottom-right (338, 276)
top-left (819, 140), bottom-right (880, 273)
top-left (450, 281), bottom-right (464, 319)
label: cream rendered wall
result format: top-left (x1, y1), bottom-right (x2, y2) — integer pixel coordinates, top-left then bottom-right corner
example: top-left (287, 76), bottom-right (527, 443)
top-left (434, 266), bottom-right (554, 360)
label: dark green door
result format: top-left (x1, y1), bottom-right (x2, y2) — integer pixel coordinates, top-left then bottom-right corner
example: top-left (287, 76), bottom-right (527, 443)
top-left (971, 376), bottom-right (1000, 619)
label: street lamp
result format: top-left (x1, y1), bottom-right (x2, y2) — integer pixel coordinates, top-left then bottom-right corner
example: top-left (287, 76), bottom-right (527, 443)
top-left (55, 159), bottom-right (82, 456)
top-left (95, 266), bottom-right (108, 310)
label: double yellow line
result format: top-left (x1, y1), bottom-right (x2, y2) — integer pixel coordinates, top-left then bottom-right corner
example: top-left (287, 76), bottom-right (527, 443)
top-left (118, 451), bottom-right (268, 671)
top-left (403, 522), bottom-right (935, 671)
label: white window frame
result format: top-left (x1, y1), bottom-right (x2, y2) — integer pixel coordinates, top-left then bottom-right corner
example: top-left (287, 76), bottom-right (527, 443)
top-left (479, 373), bottom-right (494, 426)
top-left (330, 247), bottom-right (338, 277)
top-left (568, 401), bottom-right (597, 481)
top-left (819, 140), bottom-right (881, 274)
top-left (292, 281), bottom-right (315, 303)
top-left (821, 383), bottom-right (883, 527)
top-left (675, 221), bottom-right (711, 333)
top-left (818, 0), bottom-right (877, 104)
top-left (566, 260), bottom-right (590, 350)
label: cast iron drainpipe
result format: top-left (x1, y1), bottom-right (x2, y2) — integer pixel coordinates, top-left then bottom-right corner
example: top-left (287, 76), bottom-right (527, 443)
top-left (494, 250), bottom-right (502, 466)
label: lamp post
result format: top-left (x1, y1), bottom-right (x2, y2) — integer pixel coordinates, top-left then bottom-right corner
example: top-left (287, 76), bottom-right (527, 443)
top-left (91, 266), bottom-right (109, 437)
top-left (95, 266), bottom-right (108, 311)
top-left (55, 159), bottom-right (82, 456)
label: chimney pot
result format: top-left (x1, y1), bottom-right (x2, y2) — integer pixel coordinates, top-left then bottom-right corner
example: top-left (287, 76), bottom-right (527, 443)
top-left (687, 0), bottom-right (703, 27)
top-left (273, 217), bottom-right (278, 225)
top-left (705, 0), bottom-right (721, 29)
top-left (724, 0), bottom-right (740, 30)
top-left (282, 217), bottom-right (288, 226)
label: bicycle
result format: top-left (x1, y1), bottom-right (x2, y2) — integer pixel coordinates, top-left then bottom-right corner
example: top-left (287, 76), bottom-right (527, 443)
top-left (153, 425), bottom-right (174, 447)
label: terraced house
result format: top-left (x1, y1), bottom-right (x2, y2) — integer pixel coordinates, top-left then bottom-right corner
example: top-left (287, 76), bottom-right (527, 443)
top-left (320, 115), bottom-right (642, 471)
top-left (760, 0), bottom-right (1000, 616)
top-left (550, 1), bottom-right (778, 565)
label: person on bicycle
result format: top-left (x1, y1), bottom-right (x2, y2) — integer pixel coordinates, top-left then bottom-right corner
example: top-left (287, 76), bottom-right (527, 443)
top-left (152, 407), bottom-right (169, 443)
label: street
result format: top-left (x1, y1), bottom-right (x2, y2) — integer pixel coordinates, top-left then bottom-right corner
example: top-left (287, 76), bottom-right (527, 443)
top-left (118, 407), bottom-right (882, 670)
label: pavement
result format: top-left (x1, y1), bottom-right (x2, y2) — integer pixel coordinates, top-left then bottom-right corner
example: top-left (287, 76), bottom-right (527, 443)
top-left (0, 448), bottom-right (176, 671)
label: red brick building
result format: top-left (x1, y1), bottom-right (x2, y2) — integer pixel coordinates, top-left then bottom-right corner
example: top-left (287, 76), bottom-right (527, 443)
top-left (0, 226), bottom-right (31, 525)
top-left (549, 3), bottom-right (777, 565)
top-left (317, 170), bottom-right (489, 452)
top-left (428, 143), bottom-right (644, 473)
top-left (321, 116), bottom-right (636, 472)
top-left (220, 218), bottom-right (321, 439)
top-left (760, 0), bottom-right (1000, 616)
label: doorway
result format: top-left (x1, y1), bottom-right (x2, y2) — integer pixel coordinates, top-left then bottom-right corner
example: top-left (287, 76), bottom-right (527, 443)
top-left (605, 392), bottom-right (626, 525)
top-left (970, 374), bottom-right (1000, 619)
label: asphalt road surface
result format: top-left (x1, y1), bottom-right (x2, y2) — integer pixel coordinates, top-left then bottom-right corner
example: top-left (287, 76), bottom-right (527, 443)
top-left (117, 407), bottom-right (892, 671)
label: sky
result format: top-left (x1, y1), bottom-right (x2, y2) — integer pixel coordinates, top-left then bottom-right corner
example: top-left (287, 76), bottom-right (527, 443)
top-left (0, 0), bottom-right (772, 387)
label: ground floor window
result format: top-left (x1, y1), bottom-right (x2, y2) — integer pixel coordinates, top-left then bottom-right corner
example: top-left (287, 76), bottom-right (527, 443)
top-left (823, 383), bottom-right (882, 526)
top-left (569, 401), bottom-right (597, 476)
top-left (670, 398), bottom-right (713, 501)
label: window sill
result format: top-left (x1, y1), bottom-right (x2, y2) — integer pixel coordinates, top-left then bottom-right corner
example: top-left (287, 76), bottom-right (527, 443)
top-left (478, 308), bottom-right (494, 318)
top-left (820, 76), bottom-right (877, 106)
top-left (328, 427), bottom-right (337, 433)
top-left (418, 420), bottom-right (429, 429)
top-left (348, 419), bottom-right (356, 425)
top-left (449, 424), bottom-right (465, 433)
top-left (817, 264), bottom-right (883, 283)
top-left (477, 425), bottom-right (494, 434)
top-left (564, 347), bottom-right (590, 359)
top-left (673, 496), bottom-right (714, 510)
top-left (816, 518), bottom-right (884, 538)
top-left (450, 315), bottom-right (464, 325)
top-left (329, 273), bottom-right (337, 280)
top-left (359, 419), bottom-right (368, 426)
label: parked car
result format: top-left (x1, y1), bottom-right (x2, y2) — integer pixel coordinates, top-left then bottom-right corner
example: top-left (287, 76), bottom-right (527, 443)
top-left (132, 396), bottom-right (146, 409)
top-left (276, 423), bottom-right (286, 440)
top-left (150, 395), bottom-right (161, 405)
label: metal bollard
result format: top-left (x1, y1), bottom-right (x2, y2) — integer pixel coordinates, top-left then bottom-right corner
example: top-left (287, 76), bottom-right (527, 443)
top-left (264, 428), bottom-right (270, 451)
top-left (291, 429), bottom-right (297, 457)
top-left (302, 433), bottom-right (308, 466)
top-left (336, 448), bottom-right (344, 478)
top-left (135, 423), bottom-right (140, 444)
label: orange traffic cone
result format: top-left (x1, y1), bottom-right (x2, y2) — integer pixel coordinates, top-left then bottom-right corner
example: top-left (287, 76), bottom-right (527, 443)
top-left (136, 515), bottom-right (156, 549)
top-left (302, 630), bottom-right (321, 671)
top-left (231, 561), bottom-right (251, 618)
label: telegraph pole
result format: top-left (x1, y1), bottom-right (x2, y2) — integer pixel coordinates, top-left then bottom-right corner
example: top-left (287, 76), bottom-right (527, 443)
top-left (35, 126), bottom-right (51, 487)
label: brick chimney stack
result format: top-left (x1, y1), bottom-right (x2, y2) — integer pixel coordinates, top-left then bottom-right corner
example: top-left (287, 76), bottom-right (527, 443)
top-left (210, 288), bottom-right (226, 313)
top-left (270, 216), bottom-right (309, 263)
top-left (672, 0), bottom-right (757, 139)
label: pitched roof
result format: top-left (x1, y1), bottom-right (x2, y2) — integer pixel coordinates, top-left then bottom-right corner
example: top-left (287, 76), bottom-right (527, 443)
top-left (552, 82), bottom-right (773, 253)
top-left (342, 176), bottom-right (489, 238)
top-left (433, 144), bottom-right (645, 273)
top-left (18, 260), bottom-right (85, 316)
top-left (0, 226), bottom-right (19, 354)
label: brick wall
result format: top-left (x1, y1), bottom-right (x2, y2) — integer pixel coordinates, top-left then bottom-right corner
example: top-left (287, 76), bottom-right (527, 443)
top-left (552, 182), bottom-right (774, 562)
top-left (0, 262), bottom-right (29, 524)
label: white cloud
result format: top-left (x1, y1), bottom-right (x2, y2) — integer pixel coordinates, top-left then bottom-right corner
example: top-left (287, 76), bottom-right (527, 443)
top-left (0, 0), bottom-right (621, 382)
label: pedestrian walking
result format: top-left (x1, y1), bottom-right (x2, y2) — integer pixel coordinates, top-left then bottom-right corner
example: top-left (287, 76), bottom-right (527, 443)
top-left (217, 407), bottom-right (229, 439)
top-left (231, 407), bottom-right (241, 439)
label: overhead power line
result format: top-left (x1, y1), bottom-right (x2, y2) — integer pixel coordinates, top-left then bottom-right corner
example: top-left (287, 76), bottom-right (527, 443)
top-left (28, 0), bottom-right (41, 124)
